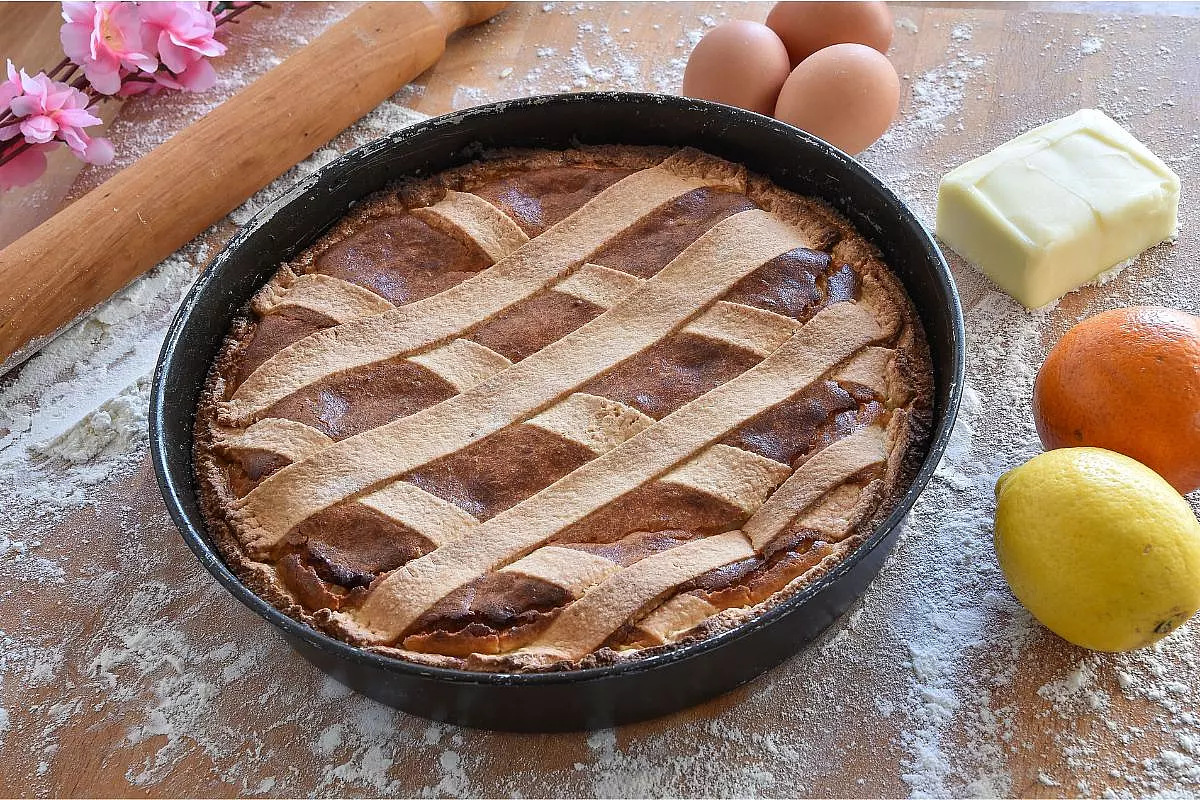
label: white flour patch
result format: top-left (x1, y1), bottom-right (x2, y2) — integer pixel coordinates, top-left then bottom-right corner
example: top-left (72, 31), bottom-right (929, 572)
top-left (902, 51), bottom-right (988, 136)
top-left (33, 378), bottom-right (151, 466)
top-left (0, 254), bottom-right (196, 530)
top-left (1085, 256), bottom-right (1135, 289)
top-left (885, 292), bottom-right (1045, 797)
top-left (861, 39), bottom-right (990, 217)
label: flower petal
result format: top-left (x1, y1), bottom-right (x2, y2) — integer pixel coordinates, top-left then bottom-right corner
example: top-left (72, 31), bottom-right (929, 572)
top-left (59, 22), bottom-right (93, 63)
top-left (173, 57), bottom-right (216, 92)
top-left (60, 1), bottom-right (94, 24)
top-left (157, 33), bottom-right (192, 74)
top-left (19, 70), bottom-right (43, 97)
top-left (9, 95), bottom-right (40, 117)
top-left (57, 106), bottom-right (103, 129)
top-left (81, 134), bottom-right (114, 164)
top-left (59, 125), bottom-right (88, 154)
top-left (20, 116), bottom-right (58, 144)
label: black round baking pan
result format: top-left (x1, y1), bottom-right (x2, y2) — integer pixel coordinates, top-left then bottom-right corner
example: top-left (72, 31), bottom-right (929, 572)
top-left (150, 92), bottom-right (964, 732)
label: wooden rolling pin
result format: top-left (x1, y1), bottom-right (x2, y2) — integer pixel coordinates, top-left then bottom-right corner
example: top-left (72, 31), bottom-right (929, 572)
top-left (0, 1), bottom-right (506, 372)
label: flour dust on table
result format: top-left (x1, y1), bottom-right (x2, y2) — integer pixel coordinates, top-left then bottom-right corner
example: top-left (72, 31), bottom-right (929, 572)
top-left (858, 11), bottom-right (1200, 795)
top-left (3, 4), bottom-right (1200, 798)
top-left (0, 16), bottom-right (438, 790)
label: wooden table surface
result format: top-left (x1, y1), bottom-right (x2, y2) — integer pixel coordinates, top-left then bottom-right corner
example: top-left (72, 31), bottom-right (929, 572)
top-left (2, 2), bottom-right (1200, 797)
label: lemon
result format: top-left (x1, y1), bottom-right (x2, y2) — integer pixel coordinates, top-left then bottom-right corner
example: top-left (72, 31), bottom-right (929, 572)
top-left (994, 447), bottom-right (1200, 651)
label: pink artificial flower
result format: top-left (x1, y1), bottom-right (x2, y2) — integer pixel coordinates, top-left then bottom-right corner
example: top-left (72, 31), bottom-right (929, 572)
top-left (60, 1), bottom-right (157, 95)
top-left (0, 63), bottom-right (113, 164)
top-left (0, 142), bottom-right (52, 189)
top-left (138, 2), bottom-right (226, 92)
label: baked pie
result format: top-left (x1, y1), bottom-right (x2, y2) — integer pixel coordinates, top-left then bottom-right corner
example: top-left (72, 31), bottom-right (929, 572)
top-left (196, 146), bottom-right (932, 672)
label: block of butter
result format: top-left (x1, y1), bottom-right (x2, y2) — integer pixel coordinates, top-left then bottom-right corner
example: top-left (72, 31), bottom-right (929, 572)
top-left (936, 109), bottom-right (1180, 309)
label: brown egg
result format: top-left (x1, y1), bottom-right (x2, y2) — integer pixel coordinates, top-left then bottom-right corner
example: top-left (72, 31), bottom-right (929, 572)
top-left (682, 20), bottom-right (792, 116)
top-left (766, 1), bottom-right (894, 66)
top-left (773, 43), bottom-right (901, 155)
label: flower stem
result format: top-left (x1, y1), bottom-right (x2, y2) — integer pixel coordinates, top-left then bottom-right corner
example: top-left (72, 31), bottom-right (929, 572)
top-left (216, 2), bottom-right (268, 27)
top-left (46, 57), bottom-right (72, 80)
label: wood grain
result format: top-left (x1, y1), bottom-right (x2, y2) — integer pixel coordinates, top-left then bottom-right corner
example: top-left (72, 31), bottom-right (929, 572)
top-left (0, 3), bottom-right (1198, 797)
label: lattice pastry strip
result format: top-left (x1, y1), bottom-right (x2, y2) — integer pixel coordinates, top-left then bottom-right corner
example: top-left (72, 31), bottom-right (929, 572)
top-left (661, 444), bottom-right (792, 515)
top-left (525, 392), bottom-right (655, 455)
top-left (408, 338), bottom-right (513, 392)
top-left (340, 301), bottom-right (884, 644)
top-left (553, 263), bottom-right (643, 308)
top-left (832, 346), bottom-right (894, 396)
top-left (411, 190), bottom-right (531, 262)
top-left (221, 150), bottom-right (746, 424)
top-left (215, 417), bottom-right (333, 462)
top-left (255, 271), bottom-right (395, 324)
top-left (356, 481), bottom-right (480, 548)
top-left (499, 546), bottom-right (622, 598)
top-left (743, 423), bottom-right (890, 551)
top-left (509, 531), bottom-right (756, 664)
top-left (632, 593), bottom-right (720, 646)
top-left (231, 208), bottom-right (817, 553)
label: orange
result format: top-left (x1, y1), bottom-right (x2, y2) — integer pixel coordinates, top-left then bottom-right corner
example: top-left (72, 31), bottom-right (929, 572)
top-left (1033, 306), bottom-right (1200, 495)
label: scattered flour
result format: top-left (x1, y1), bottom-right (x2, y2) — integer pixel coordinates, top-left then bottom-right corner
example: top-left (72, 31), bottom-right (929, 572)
top-left (856, 8), bottom-right (1200, 797)
top-left (2, 4), bottom-right (1199, 798)
top-left (901, 51), bottom-right (989, 136)
top-left (1086, 256), bottom-right (1136, 289)
top-left (33, 378), bottom-right (151, 466)
top-left (0, 255), bottom-right (196, 524)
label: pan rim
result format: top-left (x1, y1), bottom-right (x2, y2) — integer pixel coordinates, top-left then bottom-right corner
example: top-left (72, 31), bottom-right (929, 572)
top-left (150, 91), bottom-right (965, 689)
